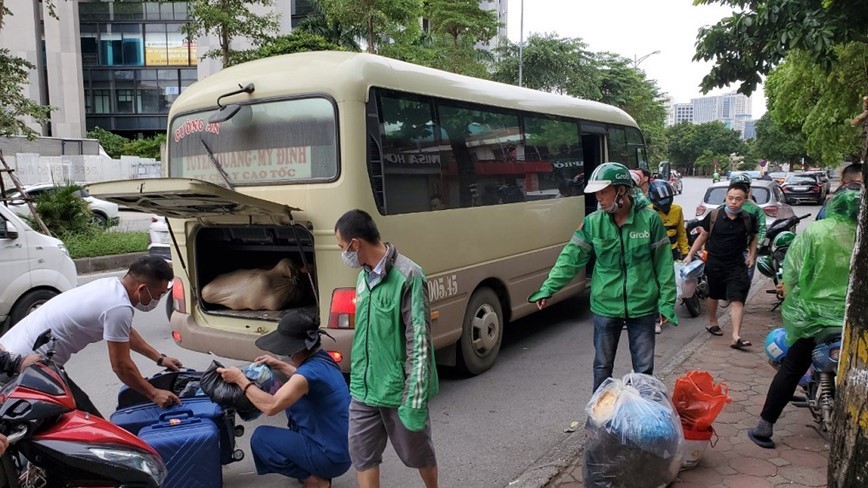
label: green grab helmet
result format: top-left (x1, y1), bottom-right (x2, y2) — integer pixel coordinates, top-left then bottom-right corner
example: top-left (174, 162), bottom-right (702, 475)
top-left (772, 231), bottom-right (795, 251)
top-left (729, 173), bottom-right (752, 186)
top-left (584, 162), bottom-right (633, 194)
top-left (756, 255), bottom-right (776, 278)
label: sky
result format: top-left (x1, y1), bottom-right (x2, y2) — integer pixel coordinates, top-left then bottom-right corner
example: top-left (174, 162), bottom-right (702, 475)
top-left (504, 0), bottom-right (767, 119)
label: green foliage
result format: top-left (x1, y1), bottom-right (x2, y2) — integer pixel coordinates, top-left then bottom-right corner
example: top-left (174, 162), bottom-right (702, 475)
top-left (752, 113), bottom-right (809, 165)
top-left (665, 121), bottom-right (747, 173)
top-left (764, 44), bottom-right (865, 165)
top-left (122, 134), bottom-right (166, 160)
top-left (87, 127), bottom-right (130, 159)
top-left (232, 31), bottom-right (343, 64)
top-left (64, 231), bottom-right (148, 259)
top-left (492, 33), bottom-right (598, 96)
top-left (0, 49), bottom-right (52, 139)
top-left (693, 0), bottom-right (868, 95)
top-left (426, 0), bottom-right (499, 73)
top-left (181, 0), bottom-right (280, 67)
top-left (24, 185), bottom-right (97, 238)
top-left (295, 0), bottom-right (362, 51)
top-left (319, 0), bottom-right (422, 54)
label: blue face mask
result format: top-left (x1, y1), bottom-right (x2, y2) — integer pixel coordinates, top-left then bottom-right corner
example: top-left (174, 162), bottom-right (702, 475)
top-left (724, 206), bottom-right (743, 215)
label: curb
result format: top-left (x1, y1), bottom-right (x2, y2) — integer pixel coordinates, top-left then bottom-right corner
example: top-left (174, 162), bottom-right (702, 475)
top-left (507, 276), bottom-right (773, 488)
top-left (74, 252), bottom-right (147, 275)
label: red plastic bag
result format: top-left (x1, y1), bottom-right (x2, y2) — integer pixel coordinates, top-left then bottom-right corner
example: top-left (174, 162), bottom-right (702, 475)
top-left (672, 371), bottom-right (731, 431)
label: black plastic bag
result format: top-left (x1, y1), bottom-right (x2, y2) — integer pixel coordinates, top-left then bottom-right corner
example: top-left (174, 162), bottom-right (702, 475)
top-left (200, 360), bottom-right (260, 421)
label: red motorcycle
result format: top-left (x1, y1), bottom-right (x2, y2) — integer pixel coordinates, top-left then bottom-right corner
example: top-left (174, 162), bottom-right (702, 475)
top-left (0, 331), bottom-right (167, 488)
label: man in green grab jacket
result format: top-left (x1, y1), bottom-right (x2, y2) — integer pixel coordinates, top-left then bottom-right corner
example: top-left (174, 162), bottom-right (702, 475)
top-left (529, 162), bottom-right (677, 392)
top-left (334, 209), bottom-right (439, 488)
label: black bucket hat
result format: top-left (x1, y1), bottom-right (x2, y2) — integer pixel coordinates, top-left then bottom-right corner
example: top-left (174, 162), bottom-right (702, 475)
top-left (255, 308), bottom-right (327, 356)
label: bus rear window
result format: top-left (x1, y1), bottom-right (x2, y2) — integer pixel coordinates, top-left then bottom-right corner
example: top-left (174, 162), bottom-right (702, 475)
top-left (168, 97), bottom-right (338, 185)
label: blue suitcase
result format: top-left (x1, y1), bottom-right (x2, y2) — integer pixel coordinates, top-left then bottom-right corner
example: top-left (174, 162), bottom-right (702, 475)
top-left (110, 397), bottom-right (242, 465)
top-left (139, 414), bottom-right (222, 488)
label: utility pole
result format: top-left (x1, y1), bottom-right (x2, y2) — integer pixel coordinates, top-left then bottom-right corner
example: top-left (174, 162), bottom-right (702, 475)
top-left (518, 0), bottom-right (524, 87)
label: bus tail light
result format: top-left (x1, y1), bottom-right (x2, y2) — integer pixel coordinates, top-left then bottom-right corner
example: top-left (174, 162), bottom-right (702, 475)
top-left (327, 351), bottom-right (343, 363)
top-left (172, 278), bottom-right (187, 314)
top-left (328, 288), bottom-right (356, 329)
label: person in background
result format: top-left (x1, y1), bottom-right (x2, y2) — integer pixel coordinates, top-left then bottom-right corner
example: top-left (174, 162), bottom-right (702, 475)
top-left (648, 180), bottom-right (689, 334)
top-left (334, 209), bottom-right (439, 488)
top-left (748, 190), bottom-right (860, 448)
top-left (630, 168), bottom-right (652, 196)
top-left (0, 256), bottom-right (181, 416)
top-left (530, 163), bottom-right (677, 392)
top-left (816, 163), bottom-right (863, 220)
top-left (217, 310), bottom-right (351, 488)
top-left (712, 169), bottom-right (721, 183)
top-left (685, 183), bottom-right (757, 350)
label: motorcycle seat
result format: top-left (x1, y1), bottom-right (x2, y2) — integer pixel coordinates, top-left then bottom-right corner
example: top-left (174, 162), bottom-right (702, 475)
top-left (815, 327), bottom-right (843, 344)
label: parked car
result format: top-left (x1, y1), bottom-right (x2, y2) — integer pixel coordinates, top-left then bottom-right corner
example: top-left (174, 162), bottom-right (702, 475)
top-left (800, 170), bottom-right (831, 194)
top-left (695, 179), bottom-right (796, 224)
top-left (667, 171), bottom-right (683, 194)
top-left (2, 183), bottom-right (120, 227)
top-left (781, 174), bottom-right (825, 204)
top-left (768, 172), bottom-right (789, 185)
top-left (148, 215), bottom-right (171, 262)
top-left (0, 204), bottom-right (77, 332)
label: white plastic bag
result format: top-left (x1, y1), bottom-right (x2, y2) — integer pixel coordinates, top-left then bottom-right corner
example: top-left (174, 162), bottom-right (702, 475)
top-left (674, 262), bottom-right (686, 299)
top-left (583, 373), bottom-right (684, 488)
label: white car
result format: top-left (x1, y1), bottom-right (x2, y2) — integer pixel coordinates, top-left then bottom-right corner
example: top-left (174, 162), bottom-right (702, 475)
top-left (148, 215), bottom-right (171, 261)
top-left (3, 183), bottom-right (120, 227)
top-left (1, 205), bottom-right (77, 330)
top-left (695, 179), bottom-right (796, 225)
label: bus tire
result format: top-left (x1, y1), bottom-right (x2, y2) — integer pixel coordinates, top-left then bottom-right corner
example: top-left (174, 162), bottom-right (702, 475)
top-left (457, 288), bottom-right (503, 375)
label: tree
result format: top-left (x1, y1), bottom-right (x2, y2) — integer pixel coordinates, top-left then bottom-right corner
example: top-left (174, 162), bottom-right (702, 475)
top-left (181, 0), bottom-right (279, 68)
top-left (425, 0), bottom-right (498, 73)
top-left (319, 0), bottom-right (422, 54)
top-left (693, 0), bottom-right (868, 95)
top-left (666, 122), bottom-right (699, 171)
top-left (87, 128), bottom-right (129, 159)
top-left (492, 33), bottom-right (598, 98)
top-left (751, 113), bottom-right (809, 167)
top-left (122, 134), bottom-right (167, 160)
top-left (665, 121), bottom-right (746, 174)
top-left (232, 31), bottom-right (343, 64)
top-left (295, 0), bottom-right (362, 51)
top-left (763, 45), bottom-right (865, 165)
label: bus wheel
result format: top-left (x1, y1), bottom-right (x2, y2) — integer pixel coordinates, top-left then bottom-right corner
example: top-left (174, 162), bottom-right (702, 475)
top-left (457, 288), bottom-right (503, 375)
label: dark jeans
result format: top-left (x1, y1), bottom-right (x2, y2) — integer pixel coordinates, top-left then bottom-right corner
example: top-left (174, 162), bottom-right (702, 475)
top-left (760, 337), bottom-right (815, 424)
top-left (592, 313), bottom-right (657, 392)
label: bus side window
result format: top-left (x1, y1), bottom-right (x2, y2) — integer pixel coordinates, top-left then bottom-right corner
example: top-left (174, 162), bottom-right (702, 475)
top-left (524, 115), bottom-right (583, 199)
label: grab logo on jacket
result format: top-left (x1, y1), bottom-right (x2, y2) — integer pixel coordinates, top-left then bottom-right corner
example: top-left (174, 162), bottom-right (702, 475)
top-left (629, 230), bottom-right (651, 239)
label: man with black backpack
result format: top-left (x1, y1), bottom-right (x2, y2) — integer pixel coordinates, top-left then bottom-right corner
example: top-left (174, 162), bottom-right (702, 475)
top-left (684, 181), bottom-right (758, 350)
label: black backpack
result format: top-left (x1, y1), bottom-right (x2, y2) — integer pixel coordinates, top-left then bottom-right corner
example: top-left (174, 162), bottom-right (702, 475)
top-left (708, 206), bottom-right (754, 238)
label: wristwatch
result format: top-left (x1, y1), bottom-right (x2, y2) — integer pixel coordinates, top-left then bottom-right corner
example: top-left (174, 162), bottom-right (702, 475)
top-left (156, 353), bottom-right (167, 366)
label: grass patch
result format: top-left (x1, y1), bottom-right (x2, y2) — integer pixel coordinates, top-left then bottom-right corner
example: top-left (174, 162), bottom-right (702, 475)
top-left (64, 231), bottom-right (148, 259)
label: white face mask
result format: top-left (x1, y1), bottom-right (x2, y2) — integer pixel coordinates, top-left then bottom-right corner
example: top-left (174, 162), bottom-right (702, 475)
top-left (341, 242), bottom-right (361, 269)
top-left (134, 287), bottom-right (159, 312)
top-left (602, 188), bottom-right (623, 214)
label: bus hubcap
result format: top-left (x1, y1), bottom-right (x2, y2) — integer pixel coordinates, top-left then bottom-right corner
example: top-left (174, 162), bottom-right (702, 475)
top-left (471, 304), bottom-right (499, 356)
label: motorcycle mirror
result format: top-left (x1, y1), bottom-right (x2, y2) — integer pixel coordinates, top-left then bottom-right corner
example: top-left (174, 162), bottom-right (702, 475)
top-left (32, 330), bottom-right (53, 351)
top-left (658, 161), bottom-right (672, 181)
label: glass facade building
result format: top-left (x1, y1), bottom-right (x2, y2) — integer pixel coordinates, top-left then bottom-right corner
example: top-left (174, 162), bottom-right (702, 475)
top-left (79, 1), bottom-right (198, 136)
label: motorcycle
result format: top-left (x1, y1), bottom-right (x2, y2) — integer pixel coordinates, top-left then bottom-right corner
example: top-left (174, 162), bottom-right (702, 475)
top-left (0, 330), bottom-right (167, 488)
top-left (756, 214), bottom-right (812, 308)
top-left (764, 327), bottom-right (841, 436)
top-left (682, 219), bottom-right (710, 317)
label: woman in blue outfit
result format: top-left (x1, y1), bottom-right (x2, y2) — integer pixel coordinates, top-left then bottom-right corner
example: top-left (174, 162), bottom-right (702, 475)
top-left (218, 310), bottom-right (351, 488)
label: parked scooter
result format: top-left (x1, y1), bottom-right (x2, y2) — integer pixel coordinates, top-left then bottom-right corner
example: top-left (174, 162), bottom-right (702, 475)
top-left (682, 219), bottom-right (710, 317)
top-left (0, 330), bottom-right (167, 488)
top-left (756, 214), bottom-right (812, 307)
top-left (764, 327), bottom-right (841, 435)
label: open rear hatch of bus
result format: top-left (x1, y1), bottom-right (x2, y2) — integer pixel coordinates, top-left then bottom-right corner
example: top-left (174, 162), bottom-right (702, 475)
top-left (87, 178), bottom-right (318, 321)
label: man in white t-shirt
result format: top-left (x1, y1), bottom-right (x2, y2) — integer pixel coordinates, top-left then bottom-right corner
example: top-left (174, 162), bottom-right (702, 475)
top-left (0, 256), bottom-right (182, 416)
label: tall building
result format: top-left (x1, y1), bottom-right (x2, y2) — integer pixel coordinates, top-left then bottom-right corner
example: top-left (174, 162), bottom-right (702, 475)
top-left (668, 91), bottom-right (753, 137)
top-left (5, 0), bottom-right (505, 139)
top-left (479, 0), bottom-right (508, 51)
top-left (673, 103), bottom-right (693, 125)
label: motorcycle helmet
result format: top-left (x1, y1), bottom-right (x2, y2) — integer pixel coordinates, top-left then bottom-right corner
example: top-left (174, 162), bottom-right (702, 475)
top-left (772, 231), bottom-right (795, 250)
top-left (764, 328), bottom-right (789, 364)
top-left (648, 180), bottom-right (674, 213)
top-left (729, 173), bottom-right (752, 186)
top-left (585, 162), bottom-right (634, 193)
top-left (756, 255), bottom-right (776, 278)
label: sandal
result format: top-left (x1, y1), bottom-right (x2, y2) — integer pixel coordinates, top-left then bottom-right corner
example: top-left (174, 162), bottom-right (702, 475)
top-left (731, 338), bottom-right (752, 349)
top-left (706, 325), bottom-right (723, 336)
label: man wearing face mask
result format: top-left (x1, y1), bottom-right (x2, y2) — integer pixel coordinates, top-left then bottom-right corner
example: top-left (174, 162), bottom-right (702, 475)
top-left (0, 256), bottom-right (181, 415)
top-left (334, 209), bottom-right (439, 488)
top-left (530, 162), bottom-right (677, 392)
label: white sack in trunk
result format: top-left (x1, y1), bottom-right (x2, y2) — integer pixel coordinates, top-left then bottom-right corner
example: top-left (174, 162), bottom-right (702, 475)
top-left (201, 258), bottom-right (308, 311)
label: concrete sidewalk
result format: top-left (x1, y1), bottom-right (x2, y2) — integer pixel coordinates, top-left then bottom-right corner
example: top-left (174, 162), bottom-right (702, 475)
top-left (548, 288), bottom-right (829, 488)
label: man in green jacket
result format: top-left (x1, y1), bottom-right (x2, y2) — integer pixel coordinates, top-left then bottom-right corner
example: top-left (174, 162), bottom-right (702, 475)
top-left (530, 162), bottom-right (678, 392)
top-left (334, 209), bottom-right (439, 488)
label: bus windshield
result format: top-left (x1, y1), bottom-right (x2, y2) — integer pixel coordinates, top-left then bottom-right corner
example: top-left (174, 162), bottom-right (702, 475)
top-left (168, 97), bottom-right (338, 185)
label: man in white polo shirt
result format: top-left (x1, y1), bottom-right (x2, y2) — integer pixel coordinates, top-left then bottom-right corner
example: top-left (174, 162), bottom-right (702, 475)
top-left (0, 256), bottom-right (182, 416)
